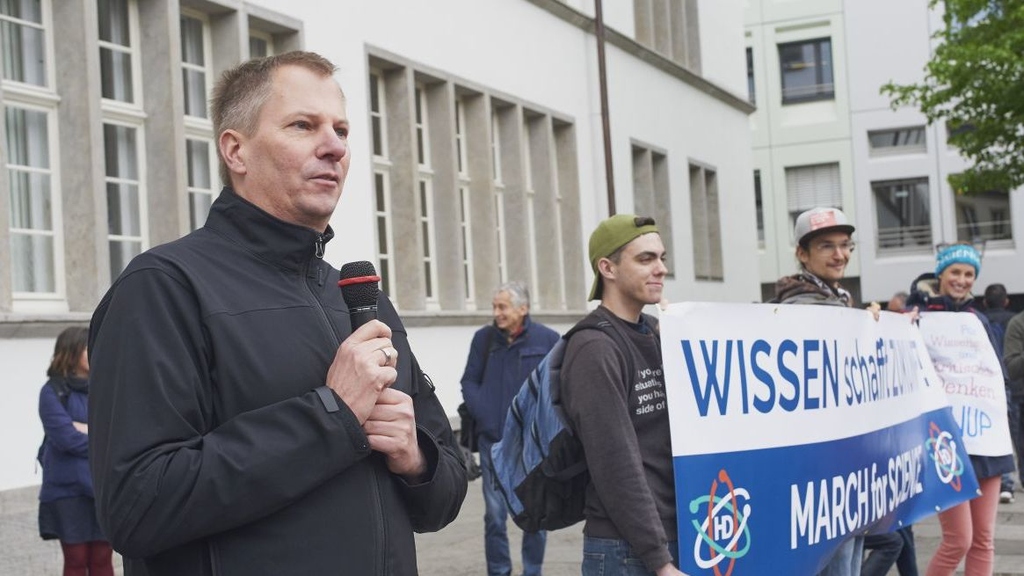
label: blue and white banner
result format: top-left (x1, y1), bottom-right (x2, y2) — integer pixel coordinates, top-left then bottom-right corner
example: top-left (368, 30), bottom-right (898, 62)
top-left (918, 312), bottom-right (1013, 457)
top-left (661, 303), bottom-right (979, 576)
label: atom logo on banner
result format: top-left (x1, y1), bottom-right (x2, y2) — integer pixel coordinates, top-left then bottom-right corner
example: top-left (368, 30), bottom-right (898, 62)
top-left (926, 421), bottom-right (965, 492)
top-left (689, 469), bottom-right (751, 576)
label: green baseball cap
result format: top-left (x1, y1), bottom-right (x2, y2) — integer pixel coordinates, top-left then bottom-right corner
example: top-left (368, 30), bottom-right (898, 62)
top-left (588, 214), bottom-right (659, 301)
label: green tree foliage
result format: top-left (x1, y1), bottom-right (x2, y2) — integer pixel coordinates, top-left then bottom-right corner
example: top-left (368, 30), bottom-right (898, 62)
top-left (882, 0), bottom-right (1024, 195)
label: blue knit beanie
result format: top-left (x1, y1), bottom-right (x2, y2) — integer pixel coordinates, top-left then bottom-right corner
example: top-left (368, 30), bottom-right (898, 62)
top-left (935, 244), bottom-right (981, 277)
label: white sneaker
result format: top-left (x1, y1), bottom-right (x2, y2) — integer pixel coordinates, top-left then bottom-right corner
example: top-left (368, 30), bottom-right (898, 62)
top-left (1000, 490), bottom-right (1015, 504)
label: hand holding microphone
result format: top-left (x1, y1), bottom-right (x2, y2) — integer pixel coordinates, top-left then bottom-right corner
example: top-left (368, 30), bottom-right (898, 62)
top-left (325, 261), bottom-right (397, 424)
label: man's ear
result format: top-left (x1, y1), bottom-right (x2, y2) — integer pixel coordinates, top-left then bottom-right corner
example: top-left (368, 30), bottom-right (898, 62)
top-left (597, 257), bottom-right (616, 281)
top-left (219, 129), bottom-right (247, 177)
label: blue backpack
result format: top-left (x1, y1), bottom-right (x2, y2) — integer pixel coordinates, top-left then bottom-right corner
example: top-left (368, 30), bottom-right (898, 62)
top-left (488, 317), bottom-right (634, 532)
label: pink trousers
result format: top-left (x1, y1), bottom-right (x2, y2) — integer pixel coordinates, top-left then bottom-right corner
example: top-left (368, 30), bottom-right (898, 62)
top-left (925, 475), bottom-right (1001, 576)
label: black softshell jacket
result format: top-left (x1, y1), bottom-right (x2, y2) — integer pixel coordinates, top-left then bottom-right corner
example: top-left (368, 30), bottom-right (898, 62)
top-left (88, 189), bottom-right (467, 576)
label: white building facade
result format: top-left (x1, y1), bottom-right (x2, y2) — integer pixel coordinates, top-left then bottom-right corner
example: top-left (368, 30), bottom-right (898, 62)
top-left (746, 0), bottom-right (1022, 304)
top-left (0, 0), bottom-right (756, 491)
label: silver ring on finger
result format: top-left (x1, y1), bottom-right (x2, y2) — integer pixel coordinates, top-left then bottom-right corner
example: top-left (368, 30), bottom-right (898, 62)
top-left (378, 347), bottom-right (392, 365)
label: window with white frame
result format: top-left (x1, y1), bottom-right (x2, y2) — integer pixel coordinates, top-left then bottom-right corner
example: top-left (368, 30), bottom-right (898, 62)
top-left (1, 0), bottom-right (47, 86)
top-left (785, 163), bottom-right (842, 240)
top-left (455, 98), bottom-right (473, 305)
top-left (492, 108), bottom-right (507, 283)
top-left (103, 121), bottom-right (146, 282)
top-left (868, 126), bottom-right (926, 156)
top-left (6, 104), bottom-right (58, 293)
top-left (873, 177), bottom-right (932, 252)
top-left (955, 189), bottom-right (1013, 244)
top-left (180, 12), bottom-right (211, 119)
top-left (690, 162), bottom-right (723, 281)
top-left (523, 114), bottom-right (539, 299)
top-left (98, 0), bottom-right (138, 103)
top-left (249, 29), bottom-right (273, 59)
top-left (418, 179), bottom-right (437, 303)
top-left (414, 85), bottom-right (429, 167)
top-left (186, 137), bottom-right (216, 229)
top-left (779, 37), bottom-right (834, 104)
top-left (373, 171), bottom-right (393, 296)
top-left (458, 185), bottom-right (474, 305)
top-left (369, 71), bottom-right (387, 158)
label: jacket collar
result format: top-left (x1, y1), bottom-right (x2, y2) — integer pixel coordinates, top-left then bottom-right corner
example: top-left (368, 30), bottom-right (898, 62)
top-left (204, 187), bottom-right (334, 273)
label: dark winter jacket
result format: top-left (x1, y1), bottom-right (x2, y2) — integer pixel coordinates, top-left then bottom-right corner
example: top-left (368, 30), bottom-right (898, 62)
top-left (459, 316), bottom-right (560, 444)
top-left (38, 377), bottom-right (91, 502)
top-left (88, 188), bottom-right (467, 576)
top-left (906, 272), bottom-right (1015, 479)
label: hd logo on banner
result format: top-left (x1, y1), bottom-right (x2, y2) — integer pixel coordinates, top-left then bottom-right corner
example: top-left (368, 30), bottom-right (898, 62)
top-left (661, 303), bottom-right (981, 576)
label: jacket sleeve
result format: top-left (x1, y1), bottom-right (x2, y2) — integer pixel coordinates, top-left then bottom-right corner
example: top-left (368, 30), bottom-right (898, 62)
top-left (88, 266), bottom-right (374, 557)
top-left (561, 335), bottom-right (673, 571)
top-left (39, 385), bottom-right (88, 457)
top-left (459, 329), bottom-right (487, 419)
top-left (393, 353), bottom-right (468, 533)
top-left (1006, 314), bottom-right (1024, 381)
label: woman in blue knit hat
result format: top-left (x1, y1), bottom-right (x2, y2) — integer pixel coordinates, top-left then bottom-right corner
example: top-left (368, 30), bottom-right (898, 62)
top-left (905, 243), bottom-right (1015, 576)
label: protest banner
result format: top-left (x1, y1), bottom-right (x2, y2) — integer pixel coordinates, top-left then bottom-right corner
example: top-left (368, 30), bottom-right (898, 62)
top-left (661, 302), bottom-right (979, 576)
top-left (918, 312), bottom-right (1013, 457)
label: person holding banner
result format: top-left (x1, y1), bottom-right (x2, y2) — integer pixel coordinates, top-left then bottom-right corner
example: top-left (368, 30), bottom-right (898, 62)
top-left (561, 214), bottom-right (684, 576)
top-left (905, 243), bottom-right (1015, 576)
top-left (770, 206), bottom-right (871, 576)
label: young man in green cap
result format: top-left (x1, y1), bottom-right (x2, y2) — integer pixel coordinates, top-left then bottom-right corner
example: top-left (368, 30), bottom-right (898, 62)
top-left (560, 214), bottom-right (685, 576)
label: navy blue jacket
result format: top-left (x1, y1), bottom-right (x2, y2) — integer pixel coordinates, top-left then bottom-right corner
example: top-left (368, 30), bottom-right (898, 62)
top-left (38, 377), bottom-right (92, 502)
top-left (460, 317), bottom-right (560, 444)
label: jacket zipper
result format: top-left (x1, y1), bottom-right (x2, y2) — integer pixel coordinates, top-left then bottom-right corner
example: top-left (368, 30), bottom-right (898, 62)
top-left (306, 234), bottom-right (388, 574)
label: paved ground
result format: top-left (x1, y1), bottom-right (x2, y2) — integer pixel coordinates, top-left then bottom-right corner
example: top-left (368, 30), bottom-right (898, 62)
top-left (3, 478), bottom-right (1023, 575)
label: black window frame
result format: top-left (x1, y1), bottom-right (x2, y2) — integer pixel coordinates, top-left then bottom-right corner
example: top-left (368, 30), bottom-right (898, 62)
top-left (778, 37), bottom-right (834, 105)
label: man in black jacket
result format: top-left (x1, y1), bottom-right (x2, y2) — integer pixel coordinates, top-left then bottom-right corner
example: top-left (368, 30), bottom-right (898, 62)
top-left (88, 51), bottom-right (467, 576)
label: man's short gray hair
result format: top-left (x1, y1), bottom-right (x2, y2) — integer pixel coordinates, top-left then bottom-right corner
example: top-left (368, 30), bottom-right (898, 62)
top-left (495, 281), bottom-right (530, 309)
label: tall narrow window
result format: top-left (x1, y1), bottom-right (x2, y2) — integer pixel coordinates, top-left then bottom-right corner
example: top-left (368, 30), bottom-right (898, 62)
top-left (369, 72), bottom-right (387, 158)
top-left (414, 85), bottom-right (429, 167)
top-left (494, 191), bottom-right (507, 283)
top-left (373, 171), bottom-right (393, 295)
top-left (491, 109), bottom-right (503, 184)
top-left (186, 138), bottom-right (215, 229)
top-left (455, 99), bottom-right (467, 176)
top-left (754, 170), bottom-right (765, 249)
top-left (418, 180), bottom-right (437, 302)
top-left (104, 122), bottom-right (145, 281)
top-left (459, 186), bottom-right (474, 304)
top-left (746, 47), bottom-right (755, 104)
top-left (632, 144), bottom-right (674, 275)
top-left (690, 163), bottom-right (723, 281)
top-left (180, 13), bottom-right (210, 119)
top-left (523, 116), bottom-right (539, 299)
top-left (98, 0), bottom-right (135, 103)
top-left (6, 105), bottom-right (56, 293)
top-left (0, 0), bottom-right (47, 86)
top-left (873, 177), bottom-right (931, 252)
top-left (779, 37), bottom-right (834, 104)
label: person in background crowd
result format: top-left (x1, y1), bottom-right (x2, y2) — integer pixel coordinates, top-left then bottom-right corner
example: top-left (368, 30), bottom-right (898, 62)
top-left (38, 326), bottom-right (114, 576)
top-left (1004, 300), bottom-right (1024, 504)
top-left (906, 244), bottom-right (1015, 576)
top-left (982, 283), bottom-right (1019, 504)
top-left (460, 281), bottom-right (559, 576)
top-left (887, 291), bottom-right (909, 312)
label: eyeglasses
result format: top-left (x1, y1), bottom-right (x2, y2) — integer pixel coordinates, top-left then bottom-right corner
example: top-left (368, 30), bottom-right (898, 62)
top-left (812, 241), bottom-right (856, 254)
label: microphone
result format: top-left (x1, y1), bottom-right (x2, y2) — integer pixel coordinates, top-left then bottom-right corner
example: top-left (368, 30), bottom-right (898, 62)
top-left (338, 261), bottom-right (381, 331)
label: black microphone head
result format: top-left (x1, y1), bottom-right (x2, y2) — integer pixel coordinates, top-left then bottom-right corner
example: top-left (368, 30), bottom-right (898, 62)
top-left (339, 261), bottom-right (380, 309)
